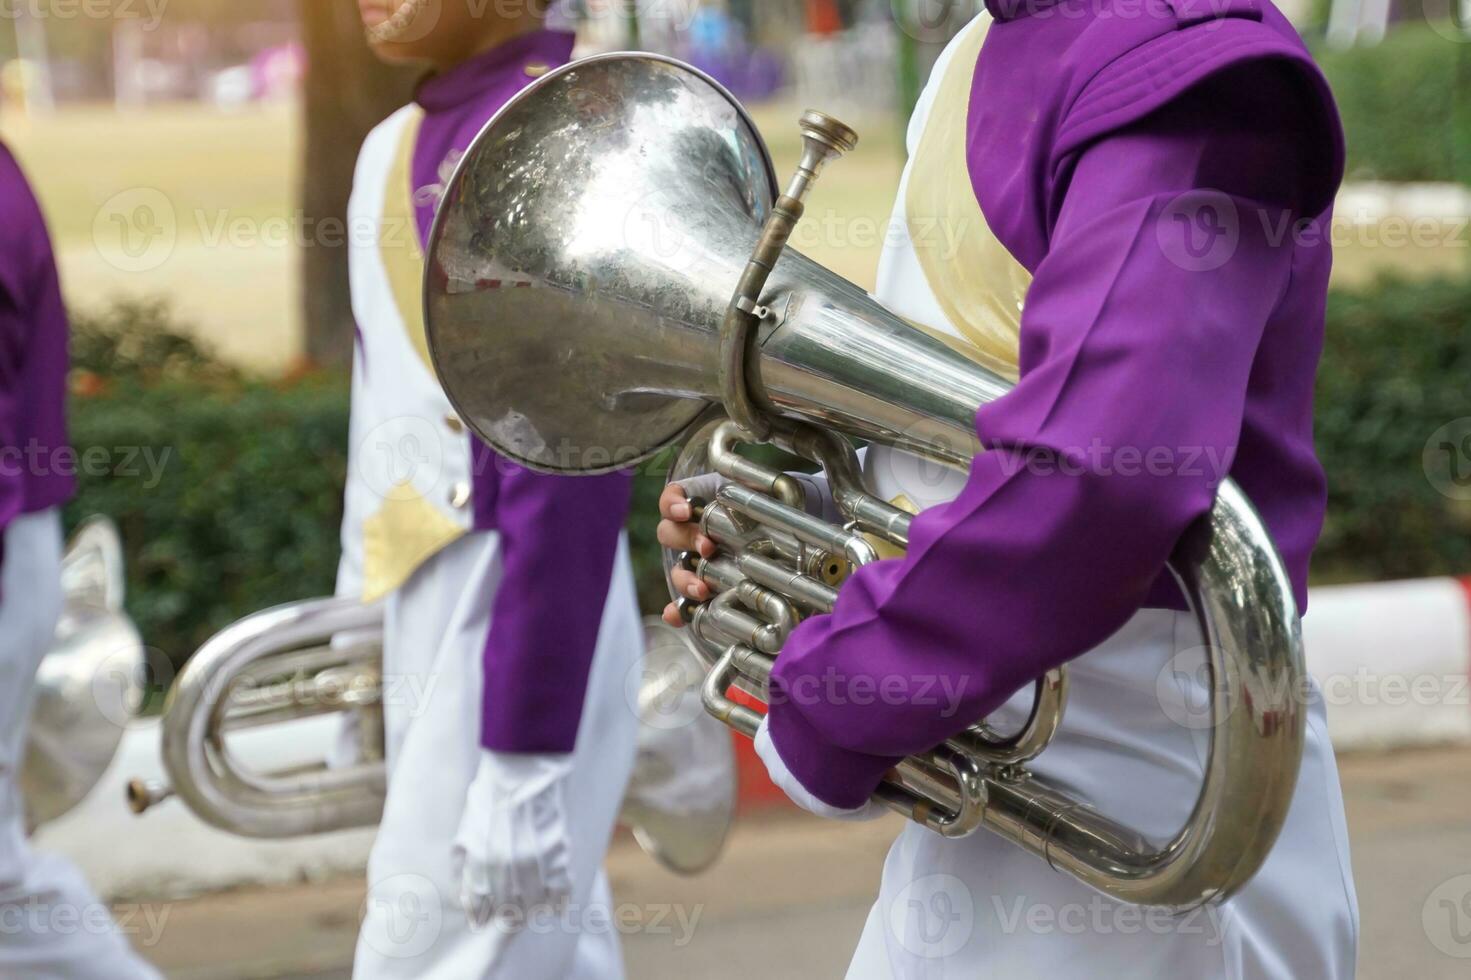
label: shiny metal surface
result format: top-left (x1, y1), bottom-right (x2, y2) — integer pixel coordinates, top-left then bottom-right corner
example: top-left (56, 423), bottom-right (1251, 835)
top-left (426, 53), bottom-right (777, 474)
top-left (128, 600), bottom-right (734, 874)
top-left (423, 55), bottom-right (1307, 911)
top-left (717, 109), bottom-right (859, 440)
top-left (22, 517), bottom-right (145, 831)
top-left (128, 597), bottom-right (386, 838)
top-left (425, 53), bottom-right (1007, 474)
top-left (681, 427), bottom-right (1303, 910)
top-left (622, 620), bottom-right (737, 875)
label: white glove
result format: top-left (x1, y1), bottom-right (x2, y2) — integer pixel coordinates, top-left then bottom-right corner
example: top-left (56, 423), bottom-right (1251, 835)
top-left (754, 717), bottom-right (885, 822)
top-left (452, 751), bottom-right (575, 927)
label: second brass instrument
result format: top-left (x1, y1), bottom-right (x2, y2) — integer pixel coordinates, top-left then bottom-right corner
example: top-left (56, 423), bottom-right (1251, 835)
top-left (126, 602), bottom-right (736, 877)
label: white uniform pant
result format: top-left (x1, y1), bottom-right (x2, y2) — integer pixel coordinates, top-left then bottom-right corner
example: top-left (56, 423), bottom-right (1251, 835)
top-left (845, 609), bottom-right (1358, 979)
top-left (0, 509), bottom-right (161, 980)
top-left (353, 531), bottom-right (642, 980)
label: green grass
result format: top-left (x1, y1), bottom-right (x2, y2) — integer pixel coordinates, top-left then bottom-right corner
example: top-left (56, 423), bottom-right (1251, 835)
top-left (4, 102), bottom-right (299, 247)
top-left (2, 102), bottom-right (301, 371)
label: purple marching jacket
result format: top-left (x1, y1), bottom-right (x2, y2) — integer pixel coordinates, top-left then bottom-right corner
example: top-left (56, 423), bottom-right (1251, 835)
top-left (0, 142), bottom-right (73, 589)
top-left (766, 0), bottom-right (1346, 808)
top-left (409, 31), bottom-right (632, 754)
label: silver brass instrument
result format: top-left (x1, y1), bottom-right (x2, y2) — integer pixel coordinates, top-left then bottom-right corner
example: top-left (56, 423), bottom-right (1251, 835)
top-left (22, 517), bottom-right (146, 832)
top-left (125, 601), bottom-right (735, 876)
top-left (421, 54), bottom-right (1308, 912)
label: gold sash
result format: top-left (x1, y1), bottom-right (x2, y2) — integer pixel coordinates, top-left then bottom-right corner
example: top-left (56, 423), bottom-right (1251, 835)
top-left (359, 110), bottom-right (467, 603)
top-left (903, 14), bottom-right (1030, 381)
top-left (380, 107), bottom-right (435, 374)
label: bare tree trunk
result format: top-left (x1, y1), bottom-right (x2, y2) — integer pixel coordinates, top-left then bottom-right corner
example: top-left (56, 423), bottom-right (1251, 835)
top-left (298, 0), bottom-right (415, 368)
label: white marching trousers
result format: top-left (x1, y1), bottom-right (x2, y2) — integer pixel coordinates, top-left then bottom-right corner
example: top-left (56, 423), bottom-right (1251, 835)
top-left (843, 609), bottom-right (1359, 980)
top-left (0, 509), bottom-right (161, 980)
top-left (353, 530), bottom-right (642, 980)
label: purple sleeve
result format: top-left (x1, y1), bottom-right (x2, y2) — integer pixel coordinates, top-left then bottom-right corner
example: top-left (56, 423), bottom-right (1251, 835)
top-left (477, 447), bottom-right (634, 754)
top-left (0, 150), bottom-right (73, 590)
top-left (765, 65), bottom-right (1327, 808)
top-left (0, 283), bottom-right (23, 584)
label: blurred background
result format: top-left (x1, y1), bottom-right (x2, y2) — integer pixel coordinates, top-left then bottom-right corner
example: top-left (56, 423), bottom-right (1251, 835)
top-left (7, 1), bottom-right (1469, 977)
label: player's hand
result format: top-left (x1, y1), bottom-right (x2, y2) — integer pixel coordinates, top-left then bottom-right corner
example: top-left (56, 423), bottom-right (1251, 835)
top-left (657, 478), bottom-right (719, 627)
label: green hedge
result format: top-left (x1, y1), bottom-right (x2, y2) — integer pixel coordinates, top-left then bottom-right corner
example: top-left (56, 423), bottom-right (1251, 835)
top-left (64, 303), bottom-right (344, 666)
top-left (65, 377), bottom-right (681, 666)
top-left (1313, 274), bottom-right (1471, 581)
top-left (66, 277), bottom-right (1471, 664)
top-left (1316, 23), bottom-right (1471, 185)
top-left (66, 376), bottom-right (350, 667)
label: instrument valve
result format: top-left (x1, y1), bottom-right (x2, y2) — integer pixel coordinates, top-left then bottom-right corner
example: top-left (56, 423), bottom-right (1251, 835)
top-left (685, 496), bottom-right (709, 522)
top-left (805, 550), bottom-right (852, 586)
top-left (673, 596), bottom-right (703, 624)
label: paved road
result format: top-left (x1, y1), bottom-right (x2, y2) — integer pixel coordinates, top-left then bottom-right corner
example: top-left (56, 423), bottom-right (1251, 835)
top-left (129, 747), bottom-right (1471, 979)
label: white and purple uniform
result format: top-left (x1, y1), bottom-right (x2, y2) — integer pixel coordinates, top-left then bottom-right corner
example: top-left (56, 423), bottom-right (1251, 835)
top-left (765, 4), bottom-right (1358, 977)
top-left (342, 31), bottom-right (642, 980)
top-left (0, 143), bottom-right (160, 979)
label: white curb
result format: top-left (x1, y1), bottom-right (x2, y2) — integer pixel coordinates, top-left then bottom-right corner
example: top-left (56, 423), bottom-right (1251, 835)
top-left (1302, 577), bottom-right (1471, 750)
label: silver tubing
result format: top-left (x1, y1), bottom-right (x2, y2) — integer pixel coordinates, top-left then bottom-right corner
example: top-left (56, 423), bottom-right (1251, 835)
top-left (132, 598), bottom-right (743, 877)
top-left (667, 376), bottom-right (1304, 911)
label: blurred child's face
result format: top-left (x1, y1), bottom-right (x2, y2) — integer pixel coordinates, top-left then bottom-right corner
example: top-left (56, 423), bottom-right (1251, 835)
top-left (359, 1), bottom-right (539, 67)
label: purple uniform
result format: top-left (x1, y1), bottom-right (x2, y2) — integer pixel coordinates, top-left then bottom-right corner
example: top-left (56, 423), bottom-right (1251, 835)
top-left (0, 142), bottom-right (162, 980)
top-left (0, 142), bottom-right (73, 583)
top-left (766, 0), bottom-right (1345, 809)
top-left (403, 30), bottom-right (633, 753)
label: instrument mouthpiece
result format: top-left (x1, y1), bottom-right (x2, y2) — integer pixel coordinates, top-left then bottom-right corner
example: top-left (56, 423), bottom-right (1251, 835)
top-left (799, 110), bottom-right (858, 155)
